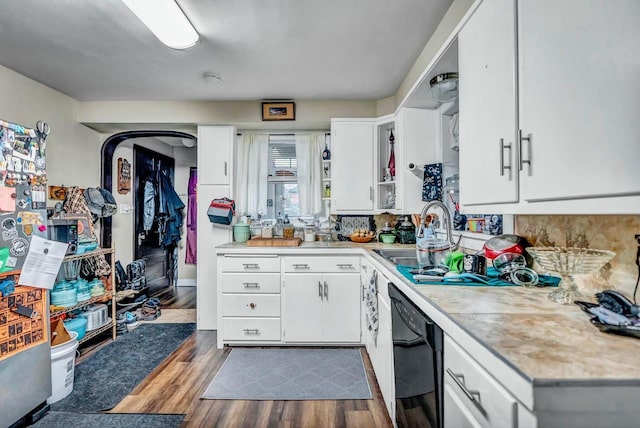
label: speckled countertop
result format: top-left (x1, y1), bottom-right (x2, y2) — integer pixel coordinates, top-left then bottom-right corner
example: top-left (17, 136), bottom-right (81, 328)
top-left (217, 241), bottom-right (640, 385)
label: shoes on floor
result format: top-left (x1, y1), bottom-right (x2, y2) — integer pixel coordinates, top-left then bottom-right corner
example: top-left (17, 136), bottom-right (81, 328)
top-left (137, 298), bottom-right (162, 321)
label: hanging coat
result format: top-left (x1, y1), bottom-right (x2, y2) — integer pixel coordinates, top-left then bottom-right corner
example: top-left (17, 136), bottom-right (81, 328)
top-left (157, 171), bottom-right (185, 247)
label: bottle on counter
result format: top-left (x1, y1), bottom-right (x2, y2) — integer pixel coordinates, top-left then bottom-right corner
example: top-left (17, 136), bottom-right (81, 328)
top-left (283, 214), bottom-right (294, 239)
top-left (274, 212), bottom-right (284, 237)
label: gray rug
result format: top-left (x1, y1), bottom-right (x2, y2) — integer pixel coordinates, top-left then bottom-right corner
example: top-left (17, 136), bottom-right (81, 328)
top-left (33, 412), bottom-right (184, 427)
top-left (202, 348), bottom-right (372, 400)
top-left (52, 323), bottom-right (196, 412)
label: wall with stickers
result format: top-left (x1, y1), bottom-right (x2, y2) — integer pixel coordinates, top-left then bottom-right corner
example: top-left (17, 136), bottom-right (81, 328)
top-left (0, 65), bottom-right (102, 190)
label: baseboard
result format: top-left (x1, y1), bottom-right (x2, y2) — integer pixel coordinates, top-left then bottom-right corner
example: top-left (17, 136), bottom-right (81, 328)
top-left (176, 279), bottom-right (196, 287)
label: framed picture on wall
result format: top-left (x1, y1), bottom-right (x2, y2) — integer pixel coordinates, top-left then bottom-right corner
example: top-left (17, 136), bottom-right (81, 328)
top-left (262, 102), bottom-right (295, 121)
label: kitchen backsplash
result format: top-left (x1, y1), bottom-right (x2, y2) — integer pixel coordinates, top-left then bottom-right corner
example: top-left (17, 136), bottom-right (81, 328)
top-left (515, 215), bottom-right (640, 297)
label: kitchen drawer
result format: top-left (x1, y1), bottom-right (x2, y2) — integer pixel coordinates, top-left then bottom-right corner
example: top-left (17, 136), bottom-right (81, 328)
top-left (284, 256), bottom-right (360, 273)
top-left (222, 256), bottom-right (280, 272)
top-left (222, 318), bottom-right (281, 341)
top-left (222, 294), bottom-right (281, 317)
top-left (222, 273), bottom-right (281, 294)
top-left (445, 335), bottom-right (517, 428)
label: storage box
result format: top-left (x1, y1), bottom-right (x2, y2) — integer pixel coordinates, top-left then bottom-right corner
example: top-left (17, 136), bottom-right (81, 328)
top-left (207, 198), bottom-right (235, 225)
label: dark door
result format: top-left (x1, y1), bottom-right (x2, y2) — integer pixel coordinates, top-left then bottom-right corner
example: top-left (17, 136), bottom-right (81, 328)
top-left (134, 145), bottom-right (175, 291)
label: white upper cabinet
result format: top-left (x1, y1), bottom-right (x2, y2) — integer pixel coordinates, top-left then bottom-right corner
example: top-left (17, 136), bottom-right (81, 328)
top-left (331, 119), bottom-right (375, 213)
top-left (197, 126), bottom-right (234, 185)
top-left (458, 0), bottom-right (640, 213)
top-left (458, 0), bottom-right (518, 206)
top-left (518, 0), bottom-right (640, 204)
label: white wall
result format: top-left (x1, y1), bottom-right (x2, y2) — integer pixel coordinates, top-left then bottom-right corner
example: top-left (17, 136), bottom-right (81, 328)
top-left (0, 65), bottom-right (101, 188)
top-left (110, 137), bottom-right (196, 283)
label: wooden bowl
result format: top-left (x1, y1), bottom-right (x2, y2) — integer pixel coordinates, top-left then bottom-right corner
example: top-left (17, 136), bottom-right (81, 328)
top-left (350, 235), bottom-right (375, 243)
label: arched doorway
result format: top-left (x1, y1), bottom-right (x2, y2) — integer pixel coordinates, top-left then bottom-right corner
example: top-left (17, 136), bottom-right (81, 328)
top-left (100, 130), bottom-right (196, 291)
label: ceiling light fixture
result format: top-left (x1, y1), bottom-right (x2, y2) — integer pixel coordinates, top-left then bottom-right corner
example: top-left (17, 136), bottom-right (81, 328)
top-left (121, 0), bottom-right (199, 50)
top-left (429, 72), bottom-right (458, 103)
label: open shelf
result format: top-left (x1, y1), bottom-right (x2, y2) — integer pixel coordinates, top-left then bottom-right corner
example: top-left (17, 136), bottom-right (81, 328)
top-left (50, 291), bottom-right (113, 318)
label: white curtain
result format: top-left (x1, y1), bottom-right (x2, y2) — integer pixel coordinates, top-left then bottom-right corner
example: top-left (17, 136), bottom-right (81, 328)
top-left (236, 133), bottom-right (269, 217)
top-left (295, 133), bottom-right (324, 215)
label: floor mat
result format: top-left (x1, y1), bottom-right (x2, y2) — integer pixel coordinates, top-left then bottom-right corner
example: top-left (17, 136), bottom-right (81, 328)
top-left (32, 412), bottom-right (184, 427)
top-left (52, 323), bottom-right (195, 412)
top-left (202, 348), bottom-right (372, 400)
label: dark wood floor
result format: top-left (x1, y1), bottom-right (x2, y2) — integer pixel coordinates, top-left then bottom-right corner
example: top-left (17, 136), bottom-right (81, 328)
top-left (100, 285), bottom-right (391, 426)
top-left (153, 285), bottom-right (197, 309)
top-left (110, 330), bottom-right (393, 427)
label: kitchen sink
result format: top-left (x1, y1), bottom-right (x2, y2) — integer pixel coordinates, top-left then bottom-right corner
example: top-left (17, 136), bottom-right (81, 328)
top-left (373, 248), bottom-right (419, 267)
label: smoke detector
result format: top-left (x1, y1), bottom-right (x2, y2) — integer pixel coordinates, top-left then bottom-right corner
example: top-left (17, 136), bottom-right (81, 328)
top-left (202, 72), bottom-right (222, 83)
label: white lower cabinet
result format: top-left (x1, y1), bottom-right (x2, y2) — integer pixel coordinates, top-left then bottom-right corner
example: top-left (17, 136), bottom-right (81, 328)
top-left (444, 335), bottom-right (517, 428)
top-left (283, 256), bottom-right (361, 343)
top-left (218, 255), bottom-right (281, 347)
top-left (283, 273), bottom-right (361, 343)
top-left (367, 273), bottom-right (394, 421)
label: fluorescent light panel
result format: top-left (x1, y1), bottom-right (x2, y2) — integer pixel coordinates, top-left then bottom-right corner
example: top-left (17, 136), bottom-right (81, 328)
top-left (122, 0), bottom-right (199, 50)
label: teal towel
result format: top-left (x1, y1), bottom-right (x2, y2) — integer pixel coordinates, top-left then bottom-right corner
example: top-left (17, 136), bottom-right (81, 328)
top-left (396, 265), bottom-right (560, 287)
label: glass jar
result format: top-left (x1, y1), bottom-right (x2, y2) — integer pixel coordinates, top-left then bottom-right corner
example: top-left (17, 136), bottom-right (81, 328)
top-left (443, 174), bottom-right (460, 215)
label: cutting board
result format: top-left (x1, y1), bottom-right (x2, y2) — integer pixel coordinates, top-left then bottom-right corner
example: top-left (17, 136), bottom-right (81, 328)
top-left (246, 237), bottom-right (303, 247)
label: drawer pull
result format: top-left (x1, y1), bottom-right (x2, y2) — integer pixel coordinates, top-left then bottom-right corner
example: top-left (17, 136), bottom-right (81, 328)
top-left (446, 368), bottom-right (486, 417)
top-left (248, 303), bottom-right (257, 309)
top-left (337, 264), bottom-right (354, 269)
top-left (243, 328), bottom-right (260, 335)
top-left (318, 281), bottom-right (323, 300)
top-left (243, 282), bottom-right (260, 288)
top-left (242, 263), bottom-right (260, 269)
top-left (293, 263), bottom-right (310, 269)
top-left (324, 281), bottom-right (328, 300)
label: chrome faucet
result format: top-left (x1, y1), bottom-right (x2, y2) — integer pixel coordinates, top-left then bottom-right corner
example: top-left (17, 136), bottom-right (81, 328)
top-left (416, 200), bottom-right (462, 250)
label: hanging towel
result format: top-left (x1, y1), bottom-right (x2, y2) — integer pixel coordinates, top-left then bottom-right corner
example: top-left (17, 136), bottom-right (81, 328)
top-left (365, 270), bottom-right (379, 346)
top-left (422, 163), bottom-right (443, 202)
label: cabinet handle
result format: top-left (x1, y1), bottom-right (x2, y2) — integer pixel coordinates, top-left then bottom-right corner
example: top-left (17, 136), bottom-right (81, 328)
top-left (248, 302), bottom-right (257, 309)
top-left (319, 281), bottom-right (323, 300)
top-left (518, 130), bottom-right (532, 171)
top-left (337, 263), bottom-right (354, 269)
top-left (242, 263), bottom-right (259, 269)
top-left (293, 263), bottom-right (310, 270)
top-left (324, 281), bottom-right (328, 300)
top-left (499, 138), bottom-right (512, 177)
top-left (224, 161), bottom-right (228, 176)
top-left (243, 282), bottom-right (260, 288)
top-left (369, 186), bottom-right (373, 201)
top-left (243, 328), bottom-right (260, 335)
top-left (446, 368), bottom-right (486, 417)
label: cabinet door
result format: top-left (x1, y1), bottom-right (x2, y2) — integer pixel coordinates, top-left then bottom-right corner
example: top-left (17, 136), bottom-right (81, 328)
top-left (444, 382), bottom-right (482, 428)
top-left (518, 0), bottom-right (640, 203)
top-left (322, 273), bottom-right (361, 342)
top-left (331, 121), bottom-right (374, 212)
top-left (197, 126), bottom-right (233, 185)
top-left (375, 287), bottom-right (395, 420)
top-left (458, 0), bottom-right (519, 206)
top-left (282, 274), bottom-right (323, 342)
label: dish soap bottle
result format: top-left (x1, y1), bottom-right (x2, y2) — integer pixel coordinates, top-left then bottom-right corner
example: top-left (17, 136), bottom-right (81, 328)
top-left (322, 142), bottom-right (331, 161)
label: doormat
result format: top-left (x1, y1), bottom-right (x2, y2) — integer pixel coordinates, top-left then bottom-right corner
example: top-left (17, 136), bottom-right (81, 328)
top-left (202, 348), bottom-right (372, 400)
top-left (33, 412), bottom-right (184, 427)
top-left (52, 323), bottom-right (196, 412)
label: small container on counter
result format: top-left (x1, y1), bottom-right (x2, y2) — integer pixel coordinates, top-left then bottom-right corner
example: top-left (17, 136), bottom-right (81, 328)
top-left (283, 225), bottom-right (295, 239)
top-left (294, 227), bottom-right (304, 240)
top-left (261, 224), bottom-right (273, 238)
top-left (304, 227), bottom-right (316, 242)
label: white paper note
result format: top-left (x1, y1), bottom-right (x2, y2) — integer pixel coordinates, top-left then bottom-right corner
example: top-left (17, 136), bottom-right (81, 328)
top-left (18, 235), bottom-right (68, 289)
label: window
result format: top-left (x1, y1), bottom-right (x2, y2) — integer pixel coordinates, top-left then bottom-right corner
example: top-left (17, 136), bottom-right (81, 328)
top-left (267, 136), bottom-right (299, 218)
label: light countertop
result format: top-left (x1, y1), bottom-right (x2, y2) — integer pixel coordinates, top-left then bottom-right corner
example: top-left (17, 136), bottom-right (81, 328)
top-left (216, 241), bottom-right (640, 387)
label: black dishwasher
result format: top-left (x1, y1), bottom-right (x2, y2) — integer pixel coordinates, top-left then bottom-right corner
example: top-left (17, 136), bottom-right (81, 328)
top-left (389, 283), bottom-right (443, 428)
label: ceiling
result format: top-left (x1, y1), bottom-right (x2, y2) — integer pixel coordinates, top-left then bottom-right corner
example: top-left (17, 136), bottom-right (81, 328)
top-left (0, 0), bottom-right (452, 102)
